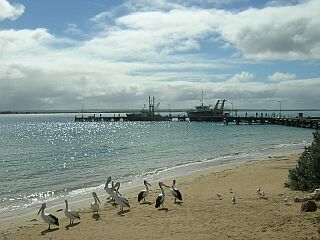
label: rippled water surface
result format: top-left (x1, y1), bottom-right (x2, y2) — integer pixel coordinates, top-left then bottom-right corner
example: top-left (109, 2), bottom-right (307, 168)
top-left (0, 113), bottom-right (316, 219)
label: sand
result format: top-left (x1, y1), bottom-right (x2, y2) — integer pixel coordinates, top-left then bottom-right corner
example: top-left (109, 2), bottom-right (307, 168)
top-left (1, 153), bottom-right (319, 240)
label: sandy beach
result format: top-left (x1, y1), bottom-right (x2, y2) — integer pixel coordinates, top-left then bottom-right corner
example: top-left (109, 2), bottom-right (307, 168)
top-left (1, 153), bottom-right (319, 240)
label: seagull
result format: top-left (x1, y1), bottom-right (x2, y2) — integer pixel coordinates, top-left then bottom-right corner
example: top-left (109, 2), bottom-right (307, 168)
top-left (232, 196), bottom-right (236, 204)
top-left (113, 182), bottom-right (130, 212)
top-left (64, 199), bottom-right (80, 225)
top-left (256, 187), bottom-right (261, 194)
top-left (217, 193), bottom-right (222, 200)
top-left (138, 180), bottom-right (151, 203)
top-left (91, 192), bottom-right (101, 214)
top-left (155, 182), bottom-right (170, 209)
top-left (170, 179), bottom-right (182, 203)
top-left (37, 203), bottom-right (59, 230)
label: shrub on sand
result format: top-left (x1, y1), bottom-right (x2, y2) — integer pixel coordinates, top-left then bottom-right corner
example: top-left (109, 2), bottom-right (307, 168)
top-left (287, 131), bottom-right (320, 191)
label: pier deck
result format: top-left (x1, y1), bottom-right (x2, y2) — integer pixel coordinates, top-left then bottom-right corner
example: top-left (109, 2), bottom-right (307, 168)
top-left (74, 114), bottom-right (320, 130)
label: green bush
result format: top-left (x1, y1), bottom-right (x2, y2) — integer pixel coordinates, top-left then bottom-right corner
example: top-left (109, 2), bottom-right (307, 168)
top-left (287, 131), bottom-right (320, 191)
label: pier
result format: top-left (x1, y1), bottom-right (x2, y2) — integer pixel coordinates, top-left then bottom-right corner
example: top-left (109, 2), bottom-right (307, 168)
top-left (74, 114), bottom-right (188, 122)
top-left (75, 114), bottom-right (319, 129)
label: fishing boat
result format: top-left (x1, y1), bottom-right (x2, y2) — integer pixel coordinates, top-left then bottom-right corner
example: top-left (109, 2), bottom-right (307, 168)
top-left (126, 95), bottom-right (169, 121)
top-left (187, 93), bottom-right (228, 121)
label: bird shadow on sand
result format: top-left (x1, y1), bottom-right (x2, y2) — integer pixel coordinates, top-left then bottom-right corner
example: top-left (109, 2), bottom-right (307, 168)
top-left (173, 201), bottom-right (183, 205)
top-left (117, 209), bottom-right (130, 216)
top-left (92, 213), bottom-right (101, 221)
top-left (41, 227), bottom-right (59, 235)
top-left (158, 208), bottom-right (169, 212)
top-left (139, 201), bottom-right (152, 205)
top-left (65, 222), bottom-right (80, 230)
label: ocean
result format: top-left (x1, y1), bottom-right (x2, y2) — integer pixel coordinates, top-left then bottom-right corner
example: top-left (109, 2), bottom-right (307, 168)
top-left (0, 113), bottom-right (317, 220)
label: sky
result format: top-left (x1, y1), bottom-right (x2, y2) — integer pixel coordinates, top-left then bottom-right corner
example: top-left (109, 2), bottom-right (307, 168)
top-left (0, 0), bottom-right (319, 111)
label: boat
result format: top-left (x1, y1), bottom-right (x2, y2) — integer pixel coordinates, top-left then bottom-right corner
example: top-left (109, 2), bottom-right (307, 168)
top-left (187, 93), bottom-right (228, 121)
top-left (126, 95), bottom-right (169, 121)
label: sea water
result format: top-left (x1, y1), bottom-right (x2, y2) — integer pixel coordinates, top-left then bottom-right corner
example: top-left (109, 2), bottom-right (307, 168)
top-left (0, 113), bottom-right (317, 220)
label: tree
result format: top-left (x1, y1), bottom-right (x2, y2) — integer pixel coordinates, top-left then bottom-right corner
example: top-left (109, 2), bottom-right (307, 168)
top-left (287, 131), bottom-right (320, 191)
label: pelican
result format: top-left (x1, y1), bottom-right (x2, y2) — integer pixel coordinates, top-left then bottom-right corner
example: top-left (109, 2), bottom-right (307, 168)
top-left (138, 180), bottom-right (151, 203)
top-left (37, 203), bottom-right (59, 230)
top-left (113, 182), bottom-right (130, 212)
top-left (104, 176), bottom-right (113, 199)
top-left (155, 182), bottom-right (170, 209)
top-left (64, 199), bottom-right (80, 225)
top-left (170, 179), bottom-right (182, 203)
top-left (91, 192), bottom-right (101, 214)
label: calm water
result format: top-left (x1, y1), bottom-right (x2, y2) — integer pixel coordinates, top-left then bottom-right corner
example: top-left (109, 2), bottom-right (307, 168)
top-left (0, 113), bottom-right (317, 219)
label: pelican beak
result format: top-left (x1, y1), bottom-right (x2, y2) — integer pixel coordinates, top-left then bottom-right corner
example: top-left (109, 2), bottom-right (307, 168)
top-left (97, 196), bottom-right (101, 204)
top-left (37, 204), bottom-right (43, 215)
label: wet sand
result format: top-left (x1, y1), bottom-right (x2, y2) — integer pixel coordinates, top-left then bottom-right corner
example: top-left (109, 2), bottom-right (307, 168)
top-left (1, 153), bottom-right (319, 240)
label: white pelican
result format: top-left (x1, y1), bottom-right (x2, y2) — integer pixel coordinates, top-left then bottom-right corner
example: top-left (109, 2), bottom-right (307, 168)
top-left (232, 196), bottom-right (236, 204)
top-left (37, 203), bottom-right (59, 230)
top-left (91, 192), bottom-right (101, 214)
top-left (113, 182), bottom-right (130, 212)
top-left (170, 179), bottom-right (182, 203)
top-left (64, 199), bottom-right (80, 225)
top-left (155, 182), bottom-right (170, 209)
top-left (138, 180), bottom-right (151, 203)
top-left (104, 176), bottom-right (113, 199)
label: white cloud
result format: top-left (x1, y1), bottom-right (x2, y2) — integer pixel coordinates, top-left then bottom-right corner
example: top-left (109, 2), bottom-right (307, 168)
top-left (268, 72), bottom-right (297, 82)
top-left (228, 71), bottom-right (255, 82)
top-left (0, 0), bottom-right (320, 110)
top-left (0, 0), bottom-right (25, 21)
top-left (215, 0), bottom-right (320, 60)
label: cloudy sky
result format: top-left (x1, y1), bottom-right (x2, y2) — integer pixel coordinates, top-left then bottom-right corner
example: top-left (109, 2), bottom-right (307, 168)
top-left (0, 0), bottom-right (319, 110)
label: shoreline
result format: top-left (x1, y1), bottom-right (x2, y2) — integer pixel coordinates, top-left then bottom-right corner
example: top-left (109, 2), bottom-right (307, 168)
top-left (2, 151), bottom-right (319, 239)
top-left (0, 142), bottom-right (307, 223)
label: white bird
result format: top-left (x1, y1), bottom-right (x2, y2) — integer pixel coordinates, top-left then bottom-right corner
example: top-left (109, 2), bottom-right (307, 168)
top-left (283, 196), bottom-right (289, 203)
top-left (256, 187), bottom-right (261, 193)
top-left (232, 196), bottom-right (236, 204)
top-left (104, 176), bottom-right (113, 199)
top-left (155, 182), bottom-right (170, 209)
top-left (217, 193), bottom-right (222, 200)
top-left (113, 182), bottom-right (130, 212)
top-left (64, 199), bottom-right (80, 225)
top-left (170, 179), bottom-right (182, 203)
top-left (91, 192), bottom-right (101, 214)
top-left (138, 180), bottom-right (151, 203)
top-left (37, 203), bottom-right (59, 230)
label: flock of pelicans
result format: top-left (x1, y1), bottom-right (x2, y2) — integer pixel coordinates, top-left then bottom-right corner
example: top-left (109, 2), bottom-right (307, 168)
top-left (37, 177), bottom-right (183, 230)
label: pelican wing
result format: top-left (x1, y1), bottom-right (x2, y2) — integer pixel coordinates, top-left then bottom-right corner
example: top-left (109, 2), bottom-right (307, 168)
top-left (70, 210), bottom-right (80, 219)
top-left (155, 194), bottom-right (164, 208)
top-left (171, 188), bottom-right (182, 201)
top-left (121, 196), bottom-right (130, 208)
top-left (48, 214), bottom-right (59, 226)
top-left (138, 190), bottom-right (145, 202)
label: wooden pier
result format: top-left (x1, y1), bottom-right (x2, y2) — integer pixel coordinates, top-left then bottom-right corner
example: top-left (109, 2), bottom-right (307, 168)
top-left (75, 114), bottom-right (319, 130)
top-left (74, 114), bottom-right (188, 122)
top-left (223, 116), bottom-right (320, 129)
